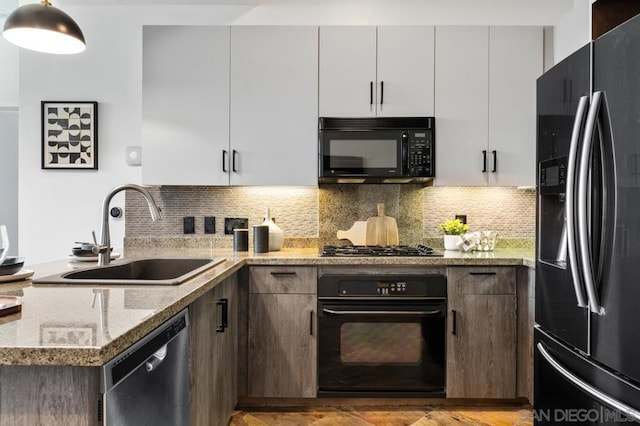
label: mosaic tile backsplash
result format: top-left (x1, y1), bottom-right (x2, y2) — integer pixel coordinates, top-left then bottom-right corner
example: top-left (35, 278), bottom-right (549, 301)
top-left (125, 185), bottom-right (536, 248)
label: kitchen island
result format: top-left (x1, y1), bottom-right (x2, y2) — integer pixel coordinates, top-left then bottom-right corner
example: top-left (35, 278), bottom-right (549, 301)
top-left (0, 247), bottom-right (534, 425)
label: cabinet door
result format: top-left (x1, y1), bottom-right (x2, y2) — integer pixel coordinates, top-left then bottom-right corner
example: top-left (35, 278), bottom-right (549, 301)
top-left (143, 26), bottom-right (230, 185)
top-left (319, 26), bottom-right (377, 117)
top-left (190, 276), bottom-right (237, 426)
top-left (488, 26), bottom-right (543, 187)
top-left (434, 26), bottom-right (489, 186)
top-left (446, 267), bottom-right (517, 399)
top-left (218, 275), bottom-right (238, 424)
top-left (189, 286), bottom-right (217, 425)
top-left (247, 293), bottom-right (317, 397)
top-left (230, 26), bottom-right (318, 186)
top-left (377, 26), bottom-right (435, 117)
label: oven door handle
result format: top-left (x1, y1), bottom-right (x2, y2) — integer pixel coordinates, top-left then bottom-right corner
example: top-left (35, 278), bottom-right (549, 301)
top-left (322, 308), bottom-right (442, 317)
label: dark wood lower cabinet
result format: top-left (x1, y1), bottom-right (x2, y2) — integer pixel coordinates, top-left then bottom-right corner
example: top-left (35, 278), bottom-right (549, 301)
top-left (0, 365), bottom-right (100, 426)
top-left (245, 266), bottom-right (317, 398)
top-left (446, 267), bottom-right (517, 399)
top-left (189, 274), bottom-right (238, 426)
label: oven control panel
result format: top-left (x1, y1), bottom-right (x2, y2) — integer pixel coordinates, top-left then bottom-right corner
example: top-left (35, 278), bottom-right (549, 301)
top-left (374, 281), bottom-right (407, 295)
top-left (318, 275), bottom-right (447, 298)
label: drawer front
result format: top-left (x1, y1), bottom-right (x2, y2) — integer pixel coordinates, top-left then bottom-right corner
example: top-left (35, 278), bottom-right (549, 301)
top-left (447, 267), bottom-right (516, 295)
top-left (249, 266), bottom-right (317, 294)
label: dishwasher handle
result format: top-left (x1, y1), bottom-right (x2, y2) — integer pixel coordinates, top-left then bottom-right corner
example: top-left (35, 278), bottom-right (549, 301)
top-left (145, 344), bottom-right (168, 372)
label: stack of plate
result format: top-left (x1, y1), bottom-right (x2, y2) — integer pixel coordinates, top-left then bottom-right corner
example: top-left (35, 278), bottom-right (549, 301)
top-left (0, 256), bottom-right (33, 283)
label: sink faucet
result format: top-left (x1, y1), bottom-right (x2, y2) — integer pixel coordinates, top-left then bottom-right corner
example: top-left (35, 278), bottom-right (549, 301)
top-left (98, 184), bottom-right (161, 266)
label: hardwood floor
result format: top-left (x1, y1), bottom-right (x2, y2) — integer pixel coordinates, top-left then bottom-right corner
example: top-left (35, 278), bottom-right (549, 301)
top-left (229, 405), bottom-right (533, 425)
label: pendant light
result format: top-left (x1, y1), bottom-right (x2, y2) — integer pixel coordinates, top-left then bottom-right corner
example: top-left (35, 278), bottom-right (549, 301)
top-left (2, 0), bottom-right (85, 54)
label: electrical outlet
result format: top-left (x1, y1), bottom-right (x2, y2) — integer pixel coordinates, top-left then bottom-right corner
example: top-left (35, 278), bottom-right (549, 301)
top-left (183, 216), bottom-right (195, 234)
top-left (455, 214), bottom-right (467, 224)
top-left (224, 218), bottom-right (248, 234)
top-left (204, 216), bottom-right (216, 234)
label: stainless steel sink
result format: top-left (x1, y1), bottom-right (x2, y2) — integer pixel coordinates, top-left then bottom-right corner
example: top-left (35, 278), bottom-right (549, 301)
top-left (34, 257), bottom-right (225, 285)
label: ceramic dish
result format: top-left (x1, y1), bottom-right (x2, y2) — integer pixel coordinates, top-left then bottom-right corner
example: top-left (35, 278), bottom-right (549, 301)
top-left (0, 269), bottom-right (34, 284)
top-left (0, 257), bottom-right (25, 276)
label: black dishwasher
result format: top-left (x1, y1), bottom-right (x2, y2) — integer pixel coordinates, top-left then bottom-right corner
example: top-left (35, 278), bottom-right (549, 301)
top-left (100, 309), bottom-right (190, 425)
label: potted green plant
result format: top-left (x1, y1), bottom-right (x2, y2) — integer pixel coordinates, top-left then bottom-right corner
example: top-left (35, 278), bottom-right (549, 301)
top-left (438, 219), bottom-right (469, 251)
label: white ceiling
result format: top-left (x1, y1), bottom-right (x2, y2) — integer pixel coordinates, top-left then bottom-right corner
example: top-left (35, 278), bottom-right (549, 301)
top-left (57, 0), bottom-right (259, 4)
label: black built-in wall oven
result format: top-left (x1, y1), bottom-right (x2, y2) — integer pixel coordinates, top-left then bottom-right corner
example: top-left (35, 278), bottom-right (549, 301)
top-left (317, 273), bottom-right (447, 397)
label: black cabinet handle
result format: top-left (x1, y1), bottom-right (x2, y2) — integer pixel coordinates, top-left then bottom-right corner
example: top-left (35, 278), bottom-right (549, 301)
top-left (451, 309), bottom-right (457, 335)
top-left (222, 150), bottom-right (227, 173)
top-left (370, 81), bottom-right (373, 106)
top-left (310, 310), bottom-right (314, 336)
top-left (380, 80), bottom-right (384, 105)
top-left (482, 150), bottom-right (487, 173)
top-left (232, 150), bottom-right (238, 173)
top-left (270, 271), bottom-right (297, 276)
top-left (216, 298), bottom-right (228, 333)
top-left (469, 271), bottom-right (497, 276)
top-left (492, 150), bottom-right (497, 173)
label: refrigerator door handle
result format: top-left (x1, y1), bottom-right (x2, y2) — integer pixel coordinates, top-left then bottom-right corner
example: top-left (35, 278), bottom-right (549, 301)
top-left (537, 343), bottom-right (640, 422)
top-left (566, 95), bottom-right (589, 308)
top-left (578, 91), bottom-right (605, 315)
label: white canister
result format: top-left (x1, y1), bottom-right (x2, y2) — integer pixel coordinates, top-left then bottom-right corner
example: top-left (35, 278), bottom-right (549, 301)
top-left (262, 208), bottom-right (284, 251)
top-left (443, 234), bottom-right (461, 251)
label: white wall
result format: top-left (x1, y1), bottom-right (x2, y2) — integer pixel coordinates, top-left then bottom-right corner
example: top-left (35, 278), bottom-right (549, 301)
top-left (18, 0), bottom-right (574, 263)
top-left (0, 109), bottom-right (18, 254)
top-left (554, 0), bottom-right (593, 63)
top-left (0, 0), bottom-right (19, 107)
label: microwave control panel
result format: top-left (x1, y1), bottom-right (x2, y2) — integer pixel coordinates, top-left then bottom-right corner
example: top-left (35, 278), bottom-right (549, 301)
top-left (407, 131), bottom-right (433, 176)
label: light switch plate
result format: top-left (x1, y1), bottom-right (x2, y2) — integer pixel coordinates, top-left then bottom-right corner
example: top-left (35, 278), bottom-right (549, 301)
top-left (183, 217), bottom-right (195, 234)
top-left (204, 216), bottom-right (216, 234)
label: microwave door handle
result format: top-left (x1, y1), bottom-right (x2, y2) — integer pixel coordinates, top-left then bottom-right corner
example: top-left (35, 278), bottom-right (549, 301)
top-left (401, 132), bottom-right (408, 175)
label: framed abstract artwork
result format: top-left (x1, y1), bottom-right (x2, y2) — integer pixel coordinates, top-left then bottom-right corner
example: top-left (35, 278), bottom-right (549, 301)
top-left (41, 101), bottom-right (98, 170)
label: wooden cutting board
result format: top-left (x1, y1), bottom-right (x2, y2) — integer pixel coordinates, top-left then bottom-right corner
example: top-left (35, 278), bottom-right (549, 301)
top-left (365, 203), bottom-right (399, 246)
top-left (337, 221), bottom-right (368, 246)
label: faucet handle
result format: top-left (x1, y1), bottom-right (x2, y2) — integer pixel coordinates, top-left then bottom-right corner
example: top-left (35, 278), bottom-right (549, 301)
top-left (92, 244), bottom-right (109, 255)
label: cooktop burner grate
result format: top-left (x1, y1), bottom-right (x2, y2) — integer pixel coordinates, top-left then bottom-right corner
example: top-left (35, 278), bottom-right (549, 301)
top-left (320, 244), bottom-right (442, 257)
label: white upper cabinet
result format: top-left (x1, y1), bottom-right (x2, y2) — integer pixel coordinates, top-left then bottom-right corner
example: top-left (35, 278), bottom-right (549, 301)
top-left (435, 25), bottom-right (543, 187)
top-left (488, 26), bottom-right (543, 187)
top-left (377, 26), bottom-right (435, 117)
top-left (230, 26), bottom-right (319, 186)
top-left (319, 26), bottom-right (377, 117)
top-left (319, 26), bottom-right (435, 117)
top-left (435, 26), bottom-right (490, 186)
top-left (142, 26), bottom-right (230, 186)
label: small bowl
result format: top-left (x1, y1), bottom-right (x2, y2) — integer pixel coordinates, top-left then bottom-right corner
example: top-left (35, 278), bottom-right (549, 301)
top-left (71, 247), bottom-right (95, 257)
top-left (0, 256), bottom-right (25, 276)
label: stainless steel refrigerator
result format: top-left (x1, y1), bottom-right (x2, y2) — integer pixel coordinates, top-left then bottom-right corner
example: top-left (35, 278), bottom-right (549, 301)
top-left (536, 14), bottom-right (640, 425)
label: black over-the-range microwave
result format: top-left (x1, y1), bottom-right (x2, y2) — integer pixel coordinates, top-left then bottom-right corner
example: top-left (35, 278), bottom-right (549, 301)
top-left (318, 117), bottom-right (435, 184)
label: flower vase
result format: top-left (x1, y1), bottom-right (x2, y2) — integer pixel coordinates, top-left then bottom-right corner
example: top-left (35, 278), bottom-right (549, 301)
top-left (444, 234), bottom-right (461, 251)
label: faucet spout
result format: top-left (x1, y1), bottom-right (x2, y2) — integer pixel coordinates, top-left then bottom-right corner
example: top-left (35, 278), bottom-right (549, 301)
top-left (98, 184), bottom-right (161, 266)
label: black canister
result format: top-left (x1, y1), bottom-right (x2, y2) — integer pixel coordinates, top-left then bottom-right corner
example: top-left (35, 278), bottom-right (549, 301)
top-left (233, 228), bottom-right (249, 252)
top-left (253, 225), bottom-right (269, 253)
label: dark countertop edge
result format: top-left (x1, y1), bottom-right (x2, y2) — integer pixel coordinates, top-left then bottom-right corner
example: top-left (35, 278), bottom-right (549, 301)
top-left (0, 253), bottom-right (534, 367)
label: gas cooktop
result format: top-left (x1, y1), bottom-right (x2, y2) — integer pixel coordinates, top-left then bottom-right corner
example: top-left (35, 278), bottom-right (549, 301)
top-left (320, 245), bottom-right (443, 257)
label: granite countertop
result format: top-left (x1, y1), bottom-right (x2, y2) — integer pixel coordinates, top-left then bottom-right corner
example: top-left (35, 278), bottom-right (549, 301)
top-left (0, 247), bottom-right (534, 367)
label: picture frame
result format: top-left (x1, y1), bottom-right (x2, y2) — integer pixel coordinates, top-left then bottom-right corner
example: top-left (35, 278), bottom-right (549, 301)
top-left (40, 322), bottom-right (97, 346)
top-left (41, 101), bottom-right (98, 170)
